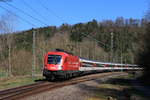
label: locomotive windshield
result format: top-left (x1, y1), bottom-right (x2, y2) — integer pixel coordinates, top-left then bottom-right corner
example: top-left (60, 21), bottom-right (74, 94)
top-left (48, 55), bottom-right (62, 64)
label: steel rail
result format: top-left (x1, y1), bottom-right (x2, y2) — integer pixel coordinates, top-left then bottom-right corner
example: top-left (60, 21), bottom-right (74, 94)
top-left (0, 72), bottom-right (129, 100)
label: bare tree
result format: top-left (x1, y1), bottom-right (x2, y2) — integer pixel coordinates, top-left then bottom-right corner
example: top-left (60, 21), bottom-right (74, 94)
top-left (0, 12), bottom-right (16, 77)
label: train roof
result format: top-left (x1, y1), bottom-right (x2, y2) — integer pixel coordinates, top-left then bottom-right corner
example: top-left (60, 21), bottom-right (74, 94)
top-left (46, 49), bottom-right (74, 56)
top-left (55, 49), bottom-right (73, 55)
top-left (47, 51), bottom-right (70, 56)
top-left (80, 57), bottom-right (138, 67)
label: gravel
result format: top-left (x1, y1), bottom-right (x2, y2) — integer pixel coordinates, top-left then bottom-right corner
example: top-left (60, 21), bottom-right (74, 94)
top-left (23, 73), bottom-right (128, 100)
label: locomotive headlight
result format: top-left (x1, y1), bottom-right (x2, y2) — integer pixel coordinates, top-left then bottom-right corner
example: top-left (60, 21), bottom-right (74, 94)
top-left (58, 65), bottom-right (62, 70)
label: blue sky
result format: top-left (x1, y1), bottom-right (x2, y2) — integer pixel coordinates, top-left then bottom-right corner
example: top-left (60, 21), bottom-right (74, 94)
top-left (0, 0), bottom-right (148, 31)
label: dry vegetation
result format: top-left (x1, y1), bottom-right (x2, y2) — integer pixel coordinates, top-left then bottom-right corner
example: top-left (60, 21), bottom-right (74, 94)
top-left (0, 31), bottom-right (108, 77)
top-left (0, 16), bottom-right (147, 77)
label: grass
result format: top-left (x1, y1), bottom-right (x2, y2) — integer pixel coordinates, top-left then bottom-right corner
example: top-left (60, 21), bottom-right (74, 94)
top-left (0, 72), bottom-right (149, 100)
top-left (88, 73), bottom-right (149, 100)
top-left (0, 72), bottom-right (7, 78)
top-left (0, 75), bottom-right (44, 90)
top-left (0, 68), bottom-right (8, 78)
top-left (88, 97), bottom-right (106, 100)
top-left (98, 84), bottom-right (129, 91)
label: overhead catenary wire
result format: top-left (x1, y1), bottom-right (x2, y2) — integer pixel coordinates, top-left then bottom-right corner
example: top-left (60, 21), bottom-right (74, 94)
top-left (1, 1), bottom-right (112, 65)
top-left (22, 0), bottom-right (107, 48)
top-left (22, 0), bottom-right (48, 22)
top-left (88, 33), bottom-right (109, 47)
top-left (37, 0), bottom-right (109, 48)
top-left (3, 2), bottom-right (49, 26)
top-left (0, 4), bottom-right (38, 78)
top-left (38, 0), bottom-right (65, 23)
top-left (0, 5), bottom-right (37, 27)
top-left (2, 1), bottom-right (110, 49)
top-left (80, 32), bottom-right (110, 48)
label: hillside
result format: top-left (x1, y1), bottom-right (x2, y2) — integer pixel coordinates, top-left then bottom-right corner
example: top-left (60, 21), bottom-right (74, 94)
top-left (0, 18), bottom-right (146, 76)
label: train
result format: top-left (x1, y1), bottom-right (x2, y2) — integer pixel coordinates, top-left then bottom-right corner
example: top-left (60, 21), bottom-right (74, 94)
top-left (43, 49), bottom-right (141, 80)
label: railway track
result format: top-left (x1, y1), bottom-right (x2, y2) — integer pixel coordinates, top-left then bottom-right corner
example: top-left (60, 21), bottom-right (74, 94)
top-left (0, 81), bottom-right (52, 100)
top-left (0, 72), bottom-right (128, 100)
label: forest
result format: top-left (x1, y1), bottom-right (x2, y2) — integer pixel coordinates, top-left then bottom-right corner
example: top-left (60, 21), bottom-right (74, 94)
top-left (0, 17), bottom-right (148, 80)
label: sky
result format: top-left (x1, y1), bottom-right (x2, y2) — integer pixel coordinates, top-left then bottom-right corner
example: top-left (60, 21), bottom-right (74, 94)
top-left (0, 0), bottom-right (149, 32)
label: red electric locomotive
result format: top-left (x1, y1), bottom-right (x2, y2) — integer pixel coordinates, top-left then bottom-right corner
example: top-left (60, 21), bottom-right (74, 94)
top-left (43, 49), bottom-right (140, 80)
top-left (43, 49), bottom-right (81, 80)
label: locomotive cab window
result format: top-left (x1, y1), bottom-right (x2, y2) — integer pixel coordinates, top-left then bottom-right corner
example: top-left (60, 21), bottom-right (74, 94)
top-left (48, 55), bottom-right (62, 64)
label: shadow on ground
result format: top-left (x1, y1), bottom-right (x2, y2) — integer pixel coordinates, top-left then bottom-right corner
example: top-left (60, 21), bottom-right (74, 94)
top-left (34, 77), bottom-right (73, 82)
top-left (77, 77), bottom-right (149, 100)
top-left (34, 78), bottom-right (47, 82)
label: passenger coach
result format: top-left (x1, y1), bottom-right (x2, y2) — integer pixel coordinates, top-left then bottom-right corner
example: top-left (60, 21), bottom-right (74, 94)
top-left (43, 49), bottom-right (140, 80)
